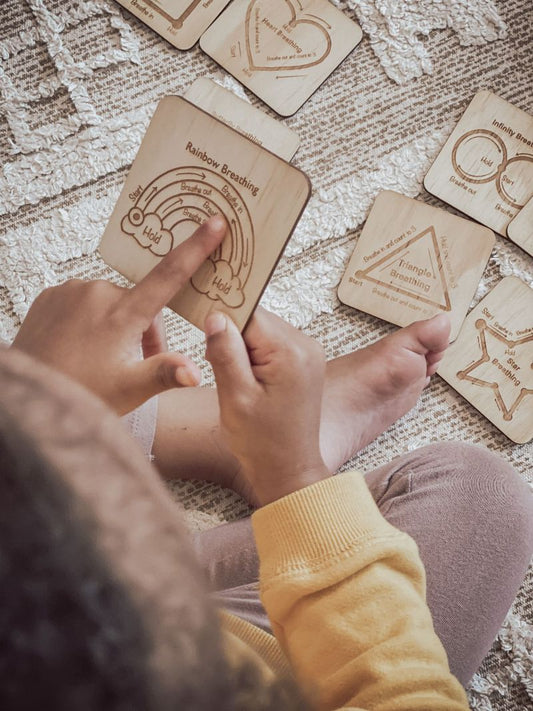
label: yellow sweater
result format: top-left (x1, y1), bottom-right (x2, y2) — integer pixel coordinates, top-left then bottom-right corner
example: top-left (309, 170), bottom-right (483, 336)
top-left (222, 471), bottom-right (469, 710)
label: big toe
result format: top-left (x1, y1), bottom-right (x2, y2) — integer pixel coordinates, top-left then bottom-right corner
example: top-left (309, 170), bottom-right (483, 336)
top-left (402, 313), bottom-right (451, 356)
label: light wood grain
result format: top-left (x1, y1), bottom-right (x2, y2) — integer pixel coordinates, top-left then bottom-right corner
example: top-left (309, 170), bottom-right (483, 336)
top-left (507, 196), bottom-right (533, 257)
top-left (200, 0), bottom-right (362, 116)
top-left (114, 0), bottom-right (231, 50)
top-left (185, 77), bottom-right (300, 159)
top-left (338, 191), bottom-right (495, 341)
top-left (425, 90), bottom-right (533, 236)
top-left (99, 96), bottom-right (311, 331)
top-left (438, 277), bottom-right (533, 444)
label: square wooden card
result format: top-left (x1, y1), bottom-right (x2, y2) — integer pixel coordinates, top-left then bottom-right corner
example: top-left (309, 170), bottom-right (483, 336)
top-left (200, 0), bottom-right (363, 116)
top-left (507, 196), bottom-right (533, 258)
top-left (425, 91), bottom-right (533, 237)
top-left (184, 77), bottom-right (300, 160)
top-left (99, 96), bottom-right (311, 331)
top-left (337, 191), bottom-right (495, 341)
top-left (115, 0), bottom-right (231, 50)
top-left (438, 277), bottom-right (533, 444)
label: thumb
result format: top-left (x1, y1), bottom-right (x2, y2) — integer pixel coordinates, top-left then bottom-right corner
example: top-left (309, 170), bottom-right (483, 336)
top-left (205, 311), bottom-right (256, 395)
top-left (120, 352), bottom-right (202, 413)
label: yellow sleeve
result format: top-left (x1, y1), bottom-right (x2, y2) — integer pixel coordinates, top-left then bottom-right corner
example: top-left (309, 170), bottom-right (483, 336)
top-left (251, 471), bottom-right (470, 711)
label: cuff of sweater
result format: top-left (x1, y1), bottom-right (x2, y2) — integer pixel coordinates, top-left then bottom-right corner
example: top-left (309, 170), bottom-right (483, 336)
top-left (252, 470), bottom-right (401, 578)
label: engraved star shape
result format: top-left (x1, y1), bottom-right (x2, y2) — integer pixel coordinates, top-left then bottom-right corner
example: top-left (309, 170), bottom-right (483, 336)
top-left (456, 318), bottom-right (533, 421)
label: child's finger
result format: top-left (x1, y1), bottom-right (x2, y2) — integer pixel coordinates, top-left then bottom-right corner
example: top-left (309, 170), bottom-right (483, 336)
top-left (244, 307), bottom-right (311, 369)
top-left (205, 311), bottom-right (256, 396)
top-left (119, 353), bottom-right (202, 414)
top-left (244, 307), bottom-right (290, 350)
top-left (124, 215), bottom-right (227, 322)
top-left (142, 311), bottom-right (168, 358)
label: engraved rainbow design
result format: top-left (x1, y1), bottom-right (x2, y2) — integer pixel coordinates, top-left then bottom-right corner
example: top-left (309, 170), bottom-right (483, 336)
top-left (121, 166), bottom-right (254, 308)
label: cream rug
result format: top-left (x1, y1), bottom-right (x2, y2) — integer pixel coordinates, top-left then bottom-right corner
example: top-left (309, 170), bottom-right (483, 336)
top-left (1, 0), bottom-right (532, 707)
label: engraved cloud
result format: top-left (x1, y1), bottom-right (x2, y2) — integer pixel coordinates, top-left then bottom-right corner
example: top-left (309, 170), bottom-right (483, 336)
top-left (121, 209), bottom-right (173, 257)
top-left (191, 259), bottom-right (245, 308)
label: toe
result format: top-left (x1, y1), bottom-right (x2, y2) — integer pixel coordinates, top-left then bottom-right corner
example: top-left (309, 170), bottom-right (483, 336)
top-left (401, 313), bottom-right (451, 356)
top-left (426, 348), bottom-right (446, 375)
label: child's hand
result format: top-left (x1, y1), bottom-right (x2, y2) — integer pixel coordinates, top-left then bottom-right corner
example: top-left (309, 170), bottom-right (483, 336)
top-left (205, 308), bottom-right (330, 506)
top-left (12, 216), bottom-right (226, 415)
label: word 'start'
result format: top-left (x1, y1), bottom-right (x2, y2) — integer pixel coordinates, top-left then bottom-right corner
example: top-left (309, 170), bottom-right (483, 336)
top-left (99, 96), bottom-right (311, 331)
top-left (338, 191), bottom-right (495, 341)
top-left (200, 0), bottom-right (363, 116)
top-left (184, 77), bottom-right (300, 160)
top-left (425, 91), bottom-right (533, 237)
top-left (507, 196), bottom-right (533, 257)
top-left (114, 0), bottom-right (231, 50)
top-left (438, 277), bottom-right (533, 444)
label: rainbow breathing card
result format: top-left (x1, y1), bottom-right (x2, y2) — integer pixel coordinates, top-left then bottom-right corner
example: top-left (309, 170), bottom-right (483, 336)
top-left (99, 96), bottom-right (311, 331)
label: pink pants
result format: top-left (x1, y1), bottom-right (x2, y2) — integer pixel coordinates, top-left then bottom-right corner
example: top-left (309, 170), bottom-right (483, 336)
top-left (193, 442), bottom-right (533, 686)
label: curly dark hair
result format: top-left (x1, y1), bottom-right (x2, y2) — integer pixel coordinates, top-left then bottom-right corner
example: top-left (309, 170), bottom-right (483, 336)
top-left (0, 350), bottom-right (306, 710)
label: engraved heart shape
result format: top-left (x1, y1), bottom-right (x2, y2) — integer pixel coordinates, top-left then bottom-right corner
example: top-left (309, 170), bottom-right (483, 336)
top-left (245, 0), bottom-right (332, 72)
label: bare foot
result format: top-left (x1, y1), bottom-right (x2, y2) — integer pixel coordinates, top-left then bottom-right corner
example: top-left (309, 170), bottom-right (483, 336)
top-left (320, 313), bottom-right (451, 473)
top-left (156, 314), bottom-right (450, 506)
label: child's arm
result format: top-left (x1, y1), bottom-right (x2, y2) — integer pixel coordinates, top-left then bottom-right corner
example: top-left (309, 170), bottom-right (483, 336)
top-left (12, 216), bottom-right (226, 415)
top-left (206, 309), bottom-right (469, 710)
top-left (251, 473), bottom-right (469, 710)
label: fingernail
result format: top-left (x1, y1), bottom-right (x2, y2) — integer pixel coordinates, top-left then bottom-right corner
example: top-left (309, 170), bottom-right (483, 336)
top-left (205, 311), bottom-right (227, 337)
top-left (175, 366), bottom-right (199, 387)
top-left (210, 214), bottom-right (226, 232)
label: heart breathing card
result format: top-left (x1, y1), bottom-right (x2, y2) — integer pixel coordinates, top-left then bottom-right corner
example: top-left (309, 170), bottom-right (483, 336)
top-left (200, 0), bottom-right (363, 116)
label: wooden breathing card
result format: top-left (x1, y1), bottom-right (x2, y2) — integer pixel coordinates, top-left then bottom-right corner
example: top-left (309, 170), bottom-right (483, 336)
top-left (184, 77), bottom-right (300, 160)
top-left (200, 0), bottom-right (363, 116)
top-left (114, 0), bottom-right (232, 50)
top-left (507, 196), bottom-right (533, 258)
top-left (99, 96), bottom-right (311, 331)
top-left (424, 90), bottom-right (533, 237)
top-left (337, 191), bottom-right (495, 341)
top-left (438, 277), bottom-right (533, 444)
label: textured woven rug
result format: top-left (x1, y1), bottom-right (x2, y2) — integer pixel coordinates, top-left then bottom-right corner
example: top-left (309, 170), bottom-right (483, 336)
top-left (1, 0), bottom-right (532, 707)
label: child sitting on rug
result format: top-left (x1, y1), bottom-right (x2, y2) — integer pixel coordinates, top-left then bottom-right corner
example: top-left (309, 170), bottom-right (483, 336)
top-left (4, 215), bottom-right (533, 710)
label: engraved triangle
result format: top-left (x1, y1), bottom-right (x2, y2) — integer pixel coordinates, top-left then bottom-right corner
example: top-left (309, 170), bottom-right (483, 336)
top-left (355, 226), bottom-right (452, 311)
